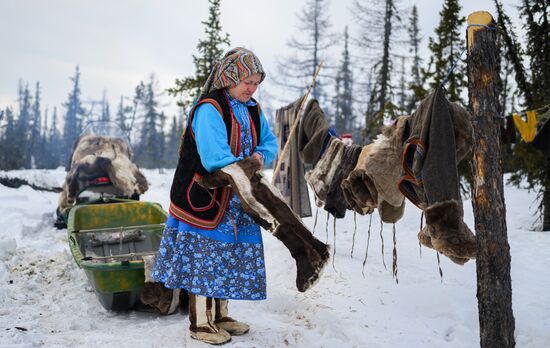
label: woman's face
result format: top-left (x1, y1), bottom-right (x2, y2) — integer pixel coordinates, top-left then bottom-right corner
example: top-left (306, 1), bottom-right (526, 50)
top-left (228, 73), bottom-right (262, 102)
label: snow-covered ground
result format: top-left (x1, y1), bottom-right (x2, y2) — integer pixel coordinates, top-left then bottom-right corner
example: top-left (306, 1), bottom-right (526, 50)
top-left (1, 168), bottom-right (549, 347)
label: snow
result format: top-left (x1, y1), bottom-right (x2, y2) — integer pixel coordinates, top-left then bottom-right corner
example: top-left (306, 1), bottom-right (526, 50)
top-left (1, 169), bottom-right (549, 347)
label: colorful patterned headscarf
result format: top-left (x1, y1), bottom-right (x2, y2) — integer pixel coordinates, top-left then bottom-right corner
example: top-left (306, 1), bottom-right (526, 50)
top-left (198, 47), bottom-right (265, 101)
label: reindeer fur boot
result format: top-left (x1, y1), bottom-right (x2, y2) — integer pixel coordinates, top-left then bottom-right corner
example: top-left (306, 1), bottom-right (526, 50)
top-left (188, 294), bottom-right (232, 345)
top-left (198, 157), bottom-right (330, 292)
top-left (213, 299), bottom-right (250, 336)
top-left (418, 226), bottom-right (470, 265)
top-left (421, 200), bottom-right (476, 264)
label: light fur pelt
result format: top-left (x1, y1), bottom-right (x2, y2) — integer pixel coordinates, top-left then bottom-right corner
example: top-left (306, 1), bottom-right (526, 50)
top-left (342, 116), bottom-right (409, 223)
top-left (198, 157), bottom-right (330, 292)
top-left (304, 137), bottom-right (346, 207)
top-left (58, 135), bottom-right (148, 212)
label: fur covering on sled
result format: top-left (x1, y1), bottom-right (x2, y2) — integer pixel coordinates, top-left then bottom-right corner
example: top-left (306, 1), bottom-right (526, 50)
top-left (341, 115), bottom-right (410, 223)
top-left (58, 135), bottom-right (149, 212)
top-left (197, 157), bottom-right (330, 292)
top-left (398, 87), bottom-right (476, 264)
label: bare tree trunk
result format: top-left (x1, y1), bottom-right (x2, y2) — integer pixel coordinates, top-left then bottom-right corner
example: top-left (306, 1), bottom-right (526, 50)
top-left (467, 11), bottom-right (515, 347)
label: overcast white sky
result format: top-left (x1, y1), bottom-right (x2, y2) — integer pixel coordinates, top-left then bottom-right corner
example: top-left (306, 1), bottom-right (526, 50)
top-left (0, 0), bottom-right (521, 119)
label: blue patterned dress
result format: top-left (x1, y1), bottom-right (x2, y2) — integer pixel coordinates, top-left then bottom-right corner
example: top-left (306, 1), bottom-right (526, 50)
top-left (152, 91), bottom-right (278, 301)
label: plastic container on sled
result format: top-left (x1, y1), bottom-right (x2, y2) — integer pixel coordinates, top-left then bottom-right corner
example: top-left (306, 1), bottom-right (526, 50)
top-left (67, 200), bottom-right (167, 310)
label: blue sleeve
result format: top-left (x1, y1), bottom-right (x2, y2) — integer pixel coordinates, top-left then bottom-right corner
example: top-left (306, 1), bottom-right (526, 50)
top-left (192, 103), bottom-right (242, 173)
top-left (254, 109), bottom-right (279, 166)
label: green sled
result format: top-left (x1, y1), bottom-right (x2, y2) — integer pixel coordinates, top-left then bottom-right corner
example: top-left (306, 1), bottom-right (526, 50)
top-left (67, 200), bottom-right (167, 310)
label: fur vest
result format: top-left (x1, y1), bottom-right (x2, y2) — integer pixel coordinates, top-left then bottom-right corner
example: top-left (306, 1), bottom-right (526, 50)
top-left (169, 90), bottom-right (262, 229)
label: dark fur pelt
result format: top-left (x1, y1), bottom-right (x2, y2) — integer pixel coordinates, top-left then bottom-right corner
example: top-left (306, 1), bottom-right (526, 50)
top-left (198, 157), bottom-right (330, 292)
top-left (139, 255), bottom-right (185, 314)
top-left (324, 144), bottom-right (362, 218)
top-left (58, 135), bottom-right (148, 212)
top-left (298, 99), bottom-right (331, 166)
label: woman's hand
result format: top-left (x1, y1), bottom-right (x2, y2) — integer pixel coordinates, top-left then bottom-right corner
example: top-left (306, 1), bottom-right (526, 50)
top-left (252, 152), bottom-right (264, 169)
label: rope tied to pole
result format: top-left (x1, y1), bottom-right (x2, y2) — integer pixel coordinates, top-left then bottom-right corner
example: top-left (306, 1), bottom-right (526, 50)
top-left (440, 23), bottom-right (497, 88)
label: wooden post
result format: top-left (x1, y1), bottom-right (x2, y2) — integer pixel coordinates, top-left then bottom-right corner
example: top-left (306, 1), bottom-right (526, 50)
top-left (467, 11), bottom-right (515, 347)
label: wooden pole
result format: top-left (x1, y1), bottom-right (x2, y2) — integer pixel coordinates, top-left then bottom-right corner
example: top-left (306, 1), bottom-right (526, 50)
top-left (467, 11), bottom-right (515, 347)
top-left (271, 61), bottom-right (324, 185)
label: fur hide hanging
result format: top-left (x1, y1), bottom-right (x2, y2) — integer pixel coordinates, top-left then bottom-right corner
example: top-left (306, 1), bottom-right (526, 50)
top-left (398, 88), bottom-right (476, 263)
top-left (139, 255), bottom-right (184, 315)
top-left (198, 157), bottom-right (330, 292)
top-left (341, 116), bottom-right (410, 223)
top-left (58, 135), bottom-right (148, 212)
top-left (304, 137), bottom-right (346, 208)
top-left (274, 96), bottom-right (312, 218)
top-left (341, 145), bottom-right (376, 215)
top-left (324, 144), bottom-right (362, 218)
top-left (298, 99), bottom-right (331, 166)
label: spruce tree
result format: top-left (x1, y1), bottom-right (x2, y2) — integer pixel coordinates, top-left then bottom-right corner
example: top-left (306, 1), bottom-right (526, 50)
top-left (164, 115), bottom-right (182, 168)
top-left (407, 5), bottom-right (426, 113)
top-left (354, 0), bottom-right (402, 142)
top-left (63, 66), bottom-right (86, 165)
top-left (498, 0), bottom-right (550, 230)
top-left (51, 107), bottom-right (63, 168)
top-left (1, 108), bottom-right (22, 170)
top-left (100, 91), bottom-right (111, 122)
top-left (333, 27), bottom-right (354, 137)
top-left (426, 0), bottom-right (467, 105)
top-left (15, 82), bottom-right (32, 168)
top-left (168, 0), bottom-right (230, 108)
top-left (397, 56), bottom-right (406, 112)
top-left (29, 82), bottom-right (42, 168)
top-left (115, 96), bottom-right (130, 133)
top-left (134, 75), bottom-right (163, 168)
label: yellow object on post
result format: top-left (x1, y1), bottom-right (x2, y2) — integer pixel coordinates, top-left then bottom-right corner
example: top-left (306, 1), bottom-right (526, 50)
top-left (512, 110), bottom-right (537, 143)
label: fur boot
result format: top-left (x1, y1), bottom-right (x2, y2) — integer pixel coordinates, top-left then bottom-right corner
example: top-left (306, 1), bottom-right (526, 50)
top-left (214, 299), bottom-right (250, 336)
top-left (422, 200), bottom-right (476, 263)
top-left (198, 158), bottom-right (330, 292)
top-left (417, 226), bottom-right (469, 265)
top-left (272, 224), bottom-right (326, 292)
top-left (188, 294), bottom-right (231, 345)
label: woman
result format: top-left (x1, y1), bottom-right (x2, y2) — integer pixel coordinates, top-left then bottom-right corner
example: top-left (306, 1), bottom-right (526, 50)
top-left (152, 47), bottom-right (278, 345)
